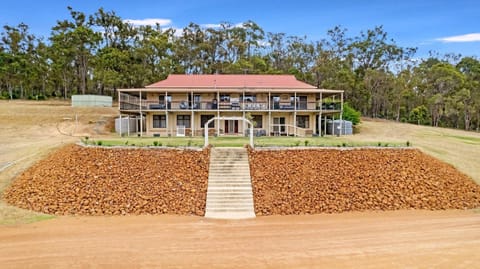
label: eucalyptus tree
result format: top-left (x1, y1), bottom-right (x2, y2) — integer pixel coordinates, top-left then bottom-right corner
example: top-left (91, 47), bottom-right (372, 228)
top-left (50, 6), bottom-right (101, 96)
top-left (415, 61), bottom-right (465, 127)
top-left (173, 23), bottom-right (205, 74)
top-left (313, 26), bottom-right (354, 99)
top-left (265, 32), bottom-right (287, 72)
top-left (0, 23), bottom-right (37, 98)
top-left (456, 57), bottom-right (480, 130)
top-left (348, 26), bottom-right (416, 115)
top-left (242, 20), bottom-right (265, 59)
top-left (133, 24), bottom-right (175, 85)
top-left (283, 36), bottom-right (316, 83)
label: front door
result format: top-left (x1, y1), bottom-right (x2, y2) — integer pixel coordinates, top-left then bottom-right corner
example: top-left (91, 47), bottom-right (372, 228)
top-left (273, 117), bottom-right (286, 135)
top-left (224, 120), bottom-right (238, 134)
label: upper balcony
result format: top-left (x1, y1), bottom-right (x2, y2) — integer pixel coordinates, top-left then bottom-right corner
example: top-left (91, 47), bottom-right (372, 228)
top-left (119, 93), bottom-right (341, 113)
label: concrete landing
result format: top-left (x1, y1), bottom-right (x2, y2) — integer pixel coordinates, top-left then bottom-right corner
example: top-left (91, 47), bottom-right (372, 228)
top-left (205, 147), bottom-right (256, 219)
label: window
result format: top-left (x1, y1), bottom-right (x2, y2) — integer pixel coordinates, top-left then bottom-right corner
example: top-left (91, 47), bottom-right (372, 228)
top-left (159, 95), bottom-right (171, 109)
top-left (251, 115), bottom-right (262, 128)
top-left (201, 115), bottom-right (215, 128)
top-left (188, 94), bottom-right (201, 109)
top-left (290, 96), bottom-right (307, 109)
top-left (220, 94), bottom-right (230, 102)
top-left (177, 115), bottom-right (191, 128)
top-left (272, 96), bottom-right (280, 109)
top-left (296, 115), bottom-right (309, 128)
top-left (153, 115), bottom-right (166, 128)
top-left (298, 96), bottom-right (307, 109)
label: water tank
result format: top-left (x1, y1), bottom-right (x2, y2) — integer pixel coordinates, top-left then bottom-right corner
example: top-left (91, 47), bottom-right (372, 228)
top-left (327, 120), bottom-right (353, 135)
top-left (115, 117), bottom-right (137, 134)
top-left (72, 95), bottom-right (112, 107)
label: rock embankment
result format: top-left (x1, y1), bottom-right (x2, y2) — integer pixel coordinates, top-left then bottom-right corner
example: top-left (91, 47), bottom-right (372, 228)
top-left (4, 145), bottom-right (209, 216)
top-left (248, 148), bottom-right (480, 215)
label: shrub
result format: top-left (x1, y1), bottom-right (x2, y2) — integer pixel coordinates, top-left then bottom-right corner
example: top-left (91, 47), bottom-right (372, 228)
top-left (153, 141), bottom-right (159, 146)
top-left (304, 140), bottom-right (309, 146)
top-left (342, 142), bottom-right (347, 147)
top-left (409, 105), bottom-right (429, 125)
top-left (342, 102), bottom-right (361, 125)
top-left (97, 141), bottom-right (103, 146)
top-left (406, 141), bottom-right (411, 147)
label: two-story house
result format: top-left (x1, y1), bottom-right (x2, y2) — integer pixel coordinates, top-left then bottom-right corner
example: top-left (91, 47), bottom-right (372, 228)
top-left (118, 74), bottom-right (343, 137)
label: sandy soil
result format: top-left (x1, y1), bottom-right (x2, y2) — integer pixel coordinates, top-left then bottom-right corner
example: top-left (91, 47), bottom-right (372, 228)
top-left (1, 210), bottom-right (479, 269)
top-left (1, 101), bottom-right (480, 268)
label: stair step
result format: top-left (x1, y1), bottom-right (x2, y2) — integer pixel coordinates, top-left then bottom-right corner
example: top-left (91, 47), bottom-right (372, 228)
top-left (206, 198), bottom-right (253, 202)
top-left (207, 188), bottom-right (253, 192)
top-left (206, 193), bottom-right (253, 197)
top-left (206, 207), bottom-right (255, 212)
top-left (205, 147), bottom-right (255, 219)
top-left (209, 165), bottom-right (249, 167)
top-left (209, 176), bottom-right (251, 178)
top-left (206, 201), bottom-right (254, 206)
top-left (207, 183), bottom-right (251, 189)
top-left (208, 179), bottom-right (251, 182)
top-left (207, 201), bottom-right (253, 205)
top-left (204, 212), bottom-right (255, 219)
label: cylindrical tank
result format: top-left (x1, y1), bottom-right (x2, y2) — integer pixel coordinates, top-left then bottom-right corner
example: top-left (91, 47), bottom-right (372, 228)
top-left (327, 120), bottom-right (353, 135)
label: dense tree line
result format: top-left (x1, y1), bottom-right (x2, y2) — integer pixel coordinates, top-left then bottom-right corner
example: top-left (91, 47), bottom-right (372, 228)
top-left (1, 7), bottom-right (479, 130)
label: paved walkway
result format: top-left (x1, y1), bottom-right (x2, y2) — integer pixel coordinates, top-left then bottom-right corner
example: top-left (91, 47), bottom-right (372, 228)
top-left (204, 147), bottom-right (256, 219)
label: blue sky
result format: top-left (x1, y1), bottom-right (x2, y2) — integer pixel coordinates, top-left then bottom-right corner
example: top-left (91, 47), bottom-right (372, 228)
top-left (1, 0), bottom-right (479, 58)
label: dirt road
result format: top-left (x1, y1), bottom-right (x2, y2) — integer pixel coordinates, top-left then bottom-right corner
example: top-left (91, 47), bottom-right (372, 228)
top-left (1, 210), bottom-right (479, 268)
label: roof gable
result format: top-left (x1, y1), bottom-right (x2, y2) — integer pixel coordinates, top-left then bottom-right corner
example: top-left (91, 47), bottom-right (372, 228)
top-left (146, 74), bottom-right (317, 89)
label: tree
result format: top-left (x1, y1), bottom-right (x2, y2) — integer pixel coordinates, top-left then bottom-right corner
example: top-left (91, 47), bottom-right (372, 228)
top-left (409, 105), bottom-right (428, 125)
top-left (457, 57), bottom-right (480, 130)
top-left (50, 6), bottom-right (101, 96)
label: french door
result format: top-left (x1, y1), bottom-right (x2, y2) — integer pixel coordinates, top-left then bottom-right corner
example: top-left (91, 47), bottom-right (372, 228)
top-left (224, 120), bottom-right (238, 134)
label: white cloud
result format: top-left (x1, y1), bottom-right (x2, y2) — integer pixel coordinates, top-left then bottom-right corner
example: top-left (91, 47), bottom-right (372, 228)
top-left (123, 18), bottom-right (172, 27)
top-left (234, 22), bottom-right (245, 28)
top-left (201, 23), bottom-right (222, 28)
top-left (436, 33), bottom-right (480, 43)
top-left (200, 22), bottom-right (245, 29)
top-left (168, 27), bottom-right (184, 37)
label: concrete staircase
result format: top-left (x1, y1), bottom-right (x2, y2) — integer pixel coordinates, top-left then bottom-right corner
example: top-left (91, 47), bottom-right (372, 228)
top-left (205, 147), bottom-right (256, 219)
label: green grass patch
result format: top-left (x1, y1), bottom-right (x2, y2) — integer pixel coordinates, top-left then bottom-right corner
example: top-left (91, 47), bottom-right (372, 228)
top-left (447, 135), bottom-right (480, 144)
top-left (89, 136), bottom-right (405, 148)
top-left (0, 204), bottom-right (55, 225)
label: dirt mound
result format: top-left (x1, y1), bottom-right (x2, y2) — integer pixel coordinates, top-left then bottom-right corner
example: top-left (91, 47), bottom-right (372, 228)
top-left (248, 148), bottom-right (480, 215)
top-left (3, 145), bottom-right (210, 216)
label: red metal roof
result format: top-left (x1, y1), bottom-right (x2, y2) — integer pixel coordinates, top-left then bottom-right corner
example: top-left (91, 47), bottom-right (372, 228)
top-left (146, 74), bottom-right (317, 89)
